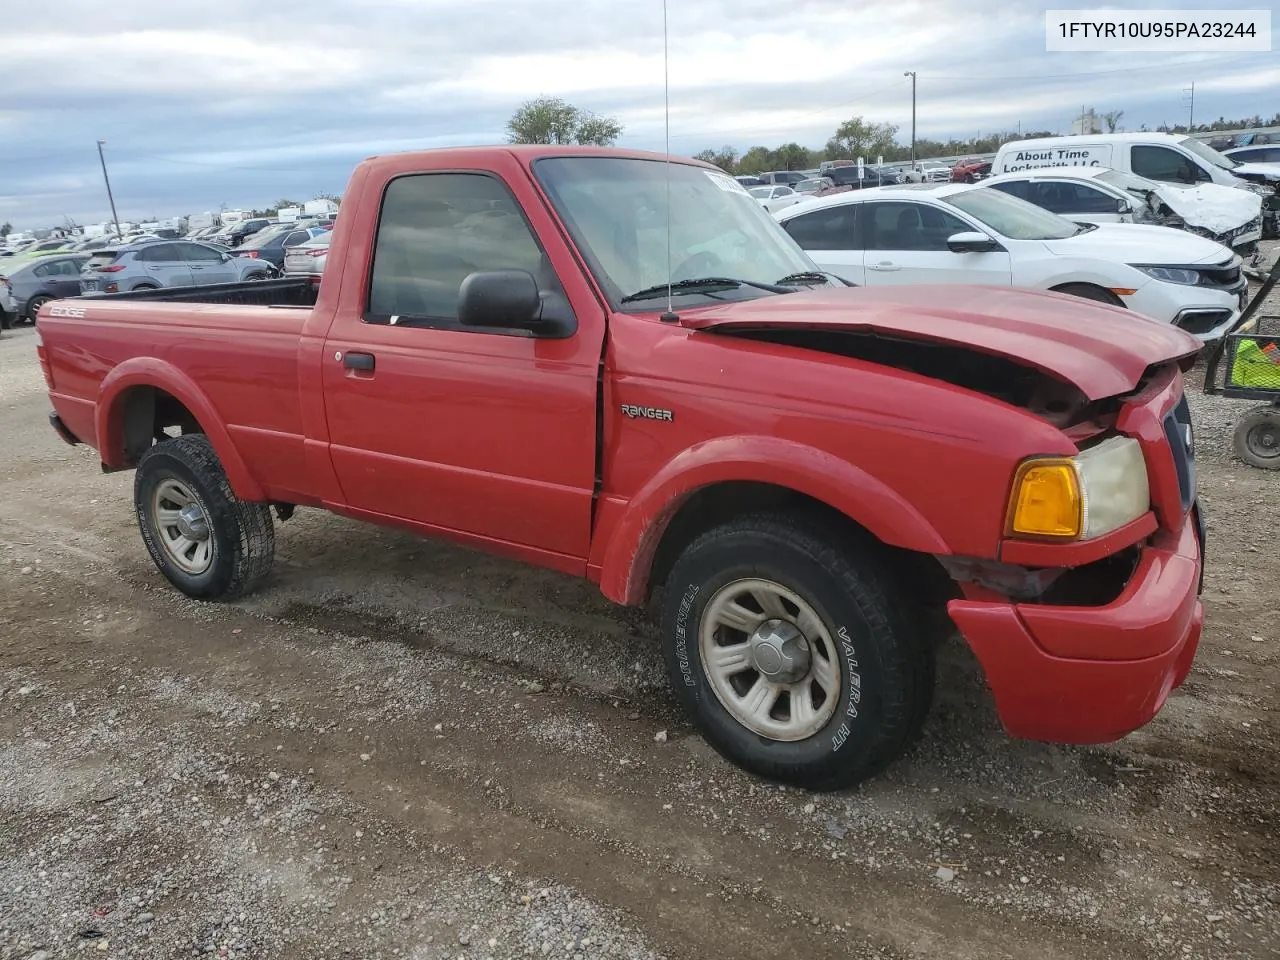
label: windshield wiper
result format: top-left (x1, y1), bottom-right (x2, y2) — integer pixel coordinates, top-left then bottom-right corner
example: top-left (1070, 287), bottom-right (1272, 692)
top-left (776, 270), bottom-right (845, 286)
top-left (620, 276), bottom-right (792, 304)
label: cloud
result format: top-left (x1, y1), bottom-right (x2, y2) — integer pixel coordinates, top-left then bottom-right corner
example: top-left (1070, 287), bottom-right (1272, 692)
top-left (1, 0), bottom-right (1276, 227)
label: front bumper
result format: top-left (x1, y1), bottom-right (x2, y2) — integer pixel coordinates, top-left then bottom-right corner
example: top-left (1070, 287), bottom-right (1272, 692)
top-left (948, 518), bottom-right (1203, 744)
top-left (1127, 278), bottom-right (1246, 343)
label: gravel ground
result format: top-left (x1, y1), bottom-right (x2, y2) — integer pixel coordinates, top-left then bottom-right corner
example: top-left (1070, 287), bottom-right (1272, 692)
top-left (1, 255), bottom-right (1278, 960)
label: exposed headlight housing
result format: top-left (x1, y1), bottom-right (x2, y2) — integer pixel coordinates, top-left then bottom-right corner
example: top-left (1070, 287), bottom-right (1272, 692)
top-left (1006, 436), bottom-right (1150, 541)
top-left (1130, 264), bottom-right (1202, 285)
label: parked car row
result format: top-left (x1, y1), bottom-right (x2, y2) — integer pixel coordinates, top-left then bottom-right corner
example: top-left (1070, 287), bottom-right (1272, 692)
top-left (0, 211), bottom-right (338, 325)
top-left (773, 179), bottom-right (1249, 342)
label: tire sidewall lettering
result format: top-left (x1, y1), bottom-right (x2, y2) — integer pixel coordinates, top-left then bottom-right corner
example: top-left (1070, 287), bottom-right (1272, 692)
top-left (674, 583), bottom-right (700, 687)
top-left (830, 625), bottom-right (863, 752)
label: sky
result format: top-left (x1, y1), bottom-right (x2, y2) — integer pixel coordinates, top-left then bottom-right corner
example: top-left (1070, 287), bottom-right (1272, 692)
top-left (1, 0), bottom-right (1277, 229)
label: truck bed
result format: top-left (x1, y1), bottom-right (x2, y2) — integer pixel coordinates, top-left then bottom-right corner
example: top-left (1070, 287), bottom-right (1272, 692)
top-left (80, 277), bottom-right (318, 308)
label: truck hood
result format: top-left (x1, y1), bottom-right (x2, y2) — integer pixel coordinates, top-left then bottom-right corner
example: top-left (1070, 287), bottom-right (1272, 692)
top-left (677, 284), bottom-right (1200, 401)
top-left (1150, 182), bottom-right (1262, 235)
top-left (1041, 222), bottom-right (1232, 264)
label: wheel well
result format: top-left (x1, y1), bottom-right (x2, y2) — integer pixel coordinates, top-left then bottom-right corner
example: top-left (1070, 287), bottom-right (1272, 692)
top-left (1049, 282), bottom-right (1125, 307)
top-left (644, 481), bottom-right (957, 610)
top-left (117, 386), bottom-right (205, 465)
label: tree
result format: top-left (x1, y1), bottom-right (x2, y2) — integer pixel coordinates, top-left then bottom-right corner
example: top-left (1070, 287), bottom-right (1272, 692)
top-left (827, 116), bottom-right (899, 161)
top-left (0, 222), bottom-right (10, 238)
top-left (506, 96), bottom-right (622, 146)
top-left (736, 146), bottom-right (775, 175)
top-left (693, 145), bottom-right (739, 173)
top-left (1102, 110), bottom-right (1124, 133)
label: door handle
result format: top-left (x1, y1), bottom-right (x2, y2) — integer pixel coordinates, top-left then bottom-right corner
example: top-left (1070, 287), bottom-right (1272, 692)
top-left (342, 351), bottom-right (375, 372)
top-left (867, 262), bottom-right (901, 272)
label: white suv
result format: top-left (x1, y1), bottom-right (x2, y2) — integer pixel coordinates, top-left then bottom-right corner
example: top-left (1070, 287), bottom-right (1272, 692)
top-left (773, 182), bottom-right (1247, 341)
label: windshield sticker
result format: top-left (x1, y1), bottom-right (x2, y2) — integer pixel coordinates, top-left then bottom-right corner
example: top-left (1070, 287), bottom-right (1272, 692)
top-left (705, 171), bottom-right (749, 195)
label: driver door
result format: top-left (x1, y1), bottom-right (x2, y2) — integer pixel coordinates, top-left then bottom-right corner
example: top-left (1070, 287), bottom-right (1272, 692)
top-left (861, 200), bottom-right (1012, 287)
top-left (320, 170), bottom-right (603, 559)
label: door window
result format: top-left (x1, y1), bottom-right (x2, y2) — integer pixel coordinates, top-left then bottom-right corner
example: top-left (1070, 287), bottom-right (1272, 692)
top-left (864, 202), bottom-right (971, 251)
top-left (1132, 145), bottom-right (1207, 183)
top-left (179, 243), bottom-right (224, 262)
top-left (135, 243), bottom-right (181, 262)
top-left (366, 172), bottom-right (556, 326)
top-left (1027, 180), bottom-right (1119, 214)
top-left (783, 205), bottom-right (861, 250)
top-left (986, 180), bottom-right (1030, 201)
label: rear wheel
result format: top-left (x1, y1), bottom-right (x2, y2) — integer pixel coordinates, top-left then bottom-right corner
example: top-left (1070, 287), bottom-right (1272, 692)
top-left (660, 513), bottom-right (933, 790)
top-left (1234, 406), bottom-right (1280, 470)
top-left (134, 434), bottom-right (275, 600)
top-left (1051, 282), bottom-right (1125, 307)
top-left (25, 295), bottom-right (52, 324)
top-left (132, 283), bottom-right (158, 291)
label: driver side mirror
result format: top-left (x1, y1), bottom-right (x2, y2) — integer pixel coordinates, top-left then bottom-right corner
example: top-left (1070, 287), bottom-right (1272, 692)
top-left (1117, 198), bottom-right (1133, 214)
top-left (946, 231), bottom-right (1000, 253)
top-left (458, 270), bottom-right (575, 338)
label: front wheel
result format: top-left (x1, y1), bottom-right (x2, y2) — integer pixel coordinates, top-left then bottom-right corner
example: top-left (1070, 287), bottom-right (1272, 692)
top-left (134, 434), bottom-right (275, 600)
top-left (660, 513), bottom-right (933, 790)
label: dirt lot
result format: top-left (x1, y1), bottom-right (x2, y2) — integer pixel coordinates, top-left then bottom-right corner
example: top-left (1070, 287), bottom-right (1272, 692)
top-left (2, 266), bottom-right (1279, 960)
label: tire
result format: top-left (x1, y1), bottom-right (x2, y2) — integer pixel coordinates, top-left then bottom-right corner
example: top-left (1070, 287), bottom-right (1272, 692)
top-left (0, 310), bottom-right (11, 331)
top-left (1051, 283), bottom-right (1125, 307)
top-left (132, 284), bottom-right (159, 291)
top-left (134, 434), bottom-right (275, 600)
top-left (660, 512), bottom-right (933, 791)
top-left (25, 295), bottom-right (51, 324)
top-left (1233, 406), bottom-right (1280, 470)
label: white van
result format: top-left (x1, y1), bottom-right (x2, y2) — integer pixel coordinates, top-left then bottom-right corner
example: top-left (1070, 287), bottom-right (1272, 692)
top-left (992, 132), bottom-right (1280, 189)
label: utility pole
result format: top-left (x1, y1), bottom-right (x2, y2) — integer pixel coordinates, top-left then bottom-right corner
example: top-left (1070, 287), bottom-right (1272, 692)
top-left (96, 140), bottom-right (123, 241)
top-left (1183, 81), bottom-right (1195, 132)
top-left (904, 71), bottom-right (917, 169)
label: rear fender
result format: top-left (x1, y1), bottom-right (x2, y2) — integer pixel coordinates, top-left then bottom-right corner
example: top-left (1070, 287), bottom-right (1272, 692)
top-left (597, 435), bottom-right (950, 605)
top-left (96, 357), bottom-right (264, 501)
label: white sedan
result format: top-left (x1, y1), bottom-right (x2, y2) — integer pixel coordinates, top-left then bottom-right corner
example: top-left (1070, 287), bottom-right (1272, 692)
top-left (772, 182), bottom-right (1247, 341)
top-left (980, 166), bottom-right (1263, 256)
top-left (748, 184), bottom-right (805, 213)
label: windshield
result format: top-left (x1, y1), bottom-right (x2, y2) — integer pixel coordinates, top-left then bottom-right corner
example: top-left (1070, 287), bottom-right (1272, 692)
top-left (951, 187), bottom-right (1081, 240)
top-left (748, 186), bottom-right (771, 198)
top-left (533, 157), bottom-right (816, 306)
top-left (1179, 136), bottom-right (1238, 171)
top-left (1097, 168), bottom-right (1162, 196)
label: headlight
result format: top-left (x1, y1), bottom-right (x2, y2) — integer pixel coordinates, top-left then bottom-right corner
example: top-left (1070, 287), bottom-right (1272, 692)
top-left (1131, 264), bottom-right (1201, 285)
top-left (1240, 181), bottom-right (1272, 197)
top-left (1006, 436), bottom-right (1150, 541)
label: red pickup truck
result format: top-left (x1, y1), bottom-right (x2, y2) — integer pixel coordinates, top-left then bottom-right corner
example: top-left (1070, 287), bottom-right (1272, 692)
top-left (37, 145), bottom-right (1206, 790)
